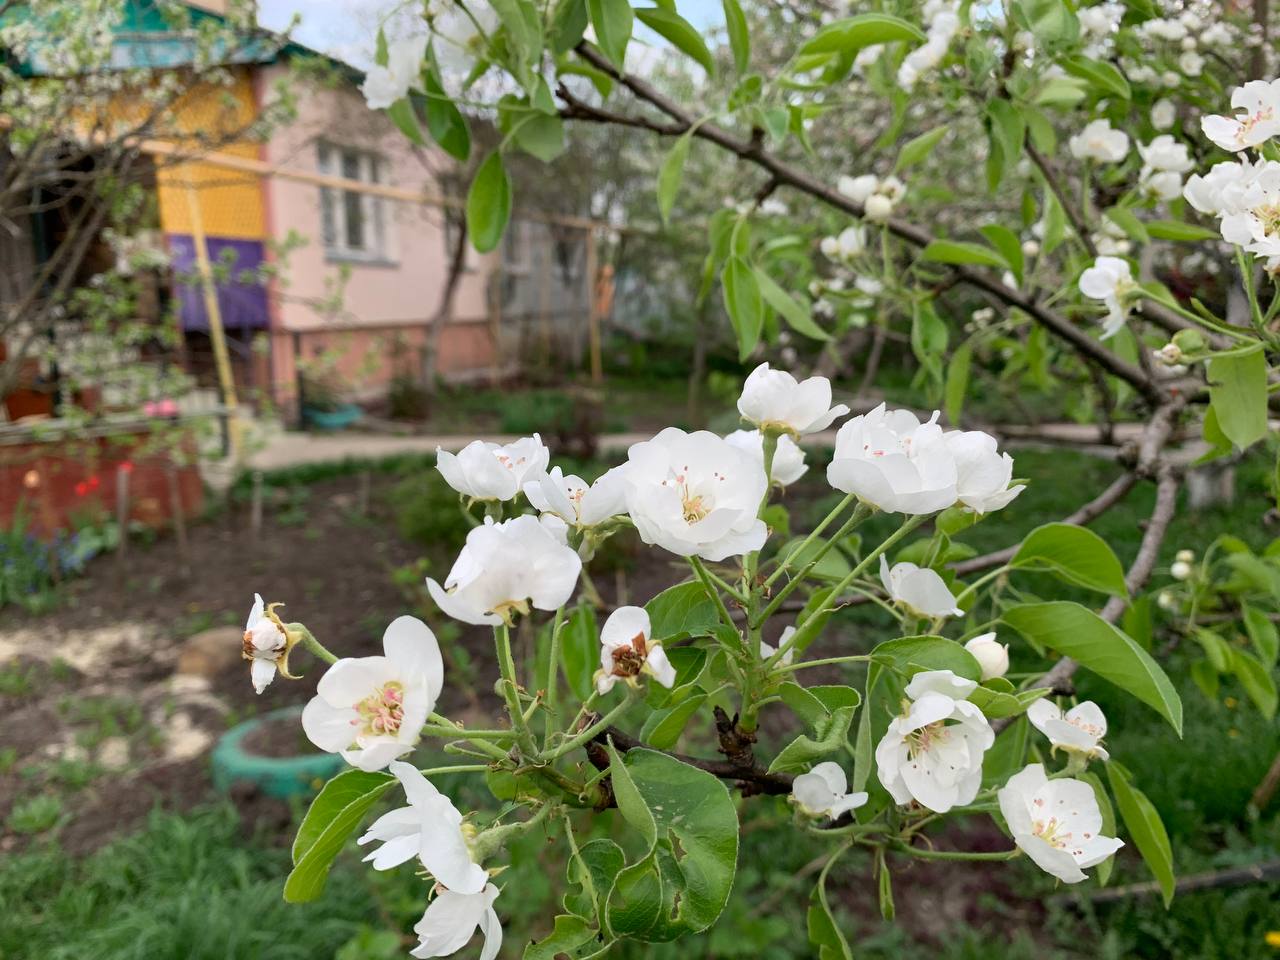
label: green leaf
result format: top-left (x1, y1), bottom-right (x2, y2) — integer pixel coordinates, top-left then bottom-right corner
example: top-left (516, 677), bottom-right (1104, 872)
top-left (1144, 219), bottom-right (1219, 242)
top-left (722, 255), bottom-right (763, 360)
top-left (755, 268), bottom-right (832, 341)
top-left (985, 100), bottom-right (1026, 191)
top-left (1078, 772), bottom-right (1118, 886)
top-left (516, 111), bottom-right (566, 163)
top-left (656, 131), bottom-right (692, 226)
top-left (869, 635), bottom-right (983, 681)
top-left (607, 740), bottom-right (658, 846)
top-left (1107, 762), bottom-right (1176, 907)
top-left (944, 340), bottom-right (973, 425)
top-left (640, 692), bottom-right (708, 749)
top-left (562, 604), bottom-right (599, 701)
top-left (285, 771), bottom-right (395, 902)
top-left (1243, 603), bottom-right (1279, 667)
top-left (1002, 602), bottom-right (1183, 734)
top-left (525, 915), bottom-right (598, 959)
top-left (1011, 522), bottom-right (1128, 595)
top-left (777, 535), bottom-right (852, 582)
top-left (422, 60), bottom-right (470, 160)
top-left (587, 0), bottom-right (633, 67)
top-left (1060, 55), bottom-right (1131, 98)
top-left (768, 705), bottom-right (857, 773)
top-left (1105, 206), bottom-right (1149, 243)
top-left (634, 7), bottom-right (713, 73)
top-left (967, 683), bottom-right (1050, 719)
top-left (1232, 648), bottom-right (1278, 718)
top-left (979, 224), bottom-right (1024, 285)
top-left (550, 0), bottom-right (589, 54)
top-left (911, 300), bottom-right (949, 382)
top-left (982, 715), bottom-right (1029, 787)
top-left (386, 98), bottom-right (426, 145)
top-left (645, 581), bottom-right (719, 641)
top-left (895, 125), bottom-right (948, 171)
top-left (1207, 348), bottom-right (1268, 450)
top-left (799, 14), bottom-right (925, 57)
top-left (466, 151), bottom-right (511, 253)
top-left (722, 0), bottom-right (750, 72)
top-left (920, 239), bottom-right (1009, 269)
top-left (807, 871), bottom-right (853, 960)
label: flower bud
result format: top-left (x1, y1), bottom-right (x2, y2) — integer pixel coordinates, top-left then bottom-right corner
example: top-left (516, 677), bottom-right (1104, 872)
top-left (1021, 239), bottom-right (1040, 257)
top-left (964, 632), bottom-right (1009, 681)
top-left (1157, 589), bottom-right (1178, 611)
top-left (1172, 328), bottom-right (1205, 354)
top-left (1175, 549), bottom-right (1194, 564)
top-left (1170, 560), bottom-right (1193, 580)
top-left (864, 193), bottom-right (894, 221)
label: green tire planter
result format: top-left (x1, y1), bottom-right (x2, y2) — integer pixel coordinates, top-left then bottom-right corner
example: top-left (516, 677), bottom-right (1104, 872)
top-left (211, 705), bottom-right (345, 799)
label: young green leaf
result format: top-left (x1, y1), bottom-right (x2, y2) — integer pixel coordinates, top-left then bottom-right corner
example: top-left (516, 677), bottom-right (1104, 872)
top-left (466, 151), bottom-right (512, 253)
top-left (656, 132), bottom-right (692, 226)
top-left (645, 581), bottom-right (719, 641)
top-left (894, 125), bottom-right (949, 171)
top-left (755, 268), bottom-right (832, 341)
top-left (1243, 603), bottom-right (1279, 666)
top-left (386, 98), bottom-right (426, 145)
top-left (1231, 648), bottom-right (1278, 718)
top-left (799, 13), bottom-right (925, 57)
top-left (1145, 219), bottom-right (1220, 242)
top-left (979, 224), bottom-right (1024, 285)
top-left (944, 339), bottom-right (973, 425)
top-left (920, 239), bottom-right (1009, 269)
top-left (1011, 522), bottom-right (1128, 595)
top-left (1107, 762), bottom-right (1176, 907)
top-left (722, 255), bottom-right (764, 360)
top-left (285, 771), bottom-right (396, 902)
top-left (422, 64), bottom-right (471, 160)
top-left (722, 0), bottom-right (750, 72)
top-left (635, 7), bottom-right (714, 73)
top-left (1207, 347), bottom-right (1267, 450)
top-left (1060, 55), bottom-right (1131, 99)
top-left (587, 0), bottom-right (633, 67)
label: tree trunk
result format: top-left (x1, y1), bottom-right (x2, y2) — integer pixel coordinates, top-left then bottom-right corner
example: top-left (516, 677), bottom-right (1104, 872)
top-left (421, 221), bottom-right (469, 397)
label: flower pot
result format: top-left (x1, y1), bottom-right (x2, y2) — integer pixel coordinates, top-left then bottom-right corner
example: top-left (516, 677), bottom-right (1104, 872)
top-left (211, 705), bottom-right (345, 799)
top-left (303, 402), bottom-right (362, 431)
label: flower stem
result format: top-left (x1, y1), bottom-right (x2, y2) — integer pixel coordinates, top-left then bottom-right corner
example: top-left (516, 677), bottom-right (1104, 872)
top-left (495, 624), bottom-right (537, 754)
top-left (689, 556), bottom-right (738, 630)
top-left (754, 501), bottom-right (872, 628)
top-left (542, 606), bottom-right (568, 750)
top-left (286, 623), bottom-right (337, 665)
top-left (889, 841), bottom-right (1020, 861)
top-left (540, 689), bottom-right (636, 761)
top-left (776, 654), bottom-right (872, 673)
top-left (764, 492), bottom-right (858, 588)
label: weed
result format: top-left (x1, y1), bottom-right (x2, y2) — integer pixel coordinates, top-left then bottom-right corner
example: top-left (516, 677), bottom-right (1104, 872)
top-left (6, 794), bottom-right (65, 834)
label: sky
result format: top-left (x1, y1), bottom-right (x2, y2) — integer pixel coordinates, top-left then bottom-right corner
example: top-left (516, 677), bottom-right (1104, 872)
top-left (257, 0), bottom-right (726, 70)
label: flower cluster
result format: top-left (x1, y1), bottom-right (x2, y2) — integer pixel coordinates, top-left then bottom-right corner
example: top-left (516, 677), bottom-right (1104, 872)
top-left (837, 173), bottom-right (907, 222)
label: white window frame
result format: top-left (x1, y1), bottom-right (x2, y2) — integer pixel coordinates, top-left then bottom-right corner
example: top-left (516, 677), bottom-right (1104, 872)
top-left (317, 141), bottom-right (393, 264)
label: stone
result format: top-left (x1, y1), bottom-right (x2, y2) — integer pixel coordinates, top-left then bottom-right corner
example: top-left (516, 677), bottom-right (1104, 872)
top-left (97, 736), bottom-right (130, 770)
top-left (175, 625), bottom-right (244, 680)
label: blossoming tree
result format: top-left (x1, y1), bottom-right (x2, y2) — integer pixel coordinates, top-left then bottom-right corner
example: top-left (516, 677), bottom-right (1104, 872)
top-left (244, 0), bottom-right (1280, 955)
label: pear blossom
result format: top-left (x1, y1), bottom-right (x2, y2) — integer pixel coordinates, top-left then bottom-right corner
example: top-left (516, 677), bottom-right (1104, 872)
top-left (725, 429), bottom-right (808, 486)
top-left (792, 761), bottom-right (869, 819)
top-left (827, 403), bottom-right (958, 514)
top-left (1216, 160), bottom-right (1280, 257)
top-left (621, 427), bottom-right (768, 561)
top-left (1068, 119), bottom-right (1129, 163)
top-left (964, 632), bottom-right (1009, 680)
top-left (361, 34), bottom-right (428, 109)
top-left (1183, 159), bottom-right (1258, 215)
top-left (761, 625), bottom-right (798, 665)
top-left (737, 362), bottom-right (849, 437)
top-left (879, 555), bottom-right (964, 618)
top-left (876, 670), bottom-right (993, 812)
top-left (594, 605), bottom-right (676, 695)
top-left (1078, 256), bottom-right (1137, 339)
top-left (357, 761), bottom-right (489, 893)
top-left (1139, 135), bottom-right (1194, 175)
top-left (436, 435), bottom-right (550, 502)
top-left (411, 884), bottom-right (503, 960)
top-left (1151, 98), bottom-right (1177, 131)
top-left (944, 430), bottom-right (1024, 514)
top-left (1171, 559), bottom-right (1193, 580)
top-left (1178, 51), bottom-right (1203, 77)
top-left (1176, 549), bottom-right (1194, 564)
top-left (301, 617), bottom-right (443, 771)
top-left (998, 764), bottom-right (1123, 883)
top-left (820, 225), bottom-right (867, 264)
top-left (523, 465), bottom-right (628, 529)
top-left (1143, 169), bottom-right (1184, 200)
top-left (1026, 699), bottom-right (1109, 760)
top-left (243, 593), bottom-right (295, 694)
top-left (837, 174), bottom-right (879, 203)
top-left (1201, 79), bottom-right (1280, 152)
top-left (897, 0), bottom-right (959, 90)
top-left (427, 515), bottom-right (582, 625)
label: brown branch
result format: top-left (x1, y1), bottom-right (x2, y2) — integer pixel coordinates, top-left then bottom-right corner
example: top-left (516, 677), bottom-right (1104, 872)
top-left (1051, 859), bottom-right (1280, 907)
top-left (592, 725), bottom-right (796, 796)
top-left (567, 42), bottom-right (1163, 403)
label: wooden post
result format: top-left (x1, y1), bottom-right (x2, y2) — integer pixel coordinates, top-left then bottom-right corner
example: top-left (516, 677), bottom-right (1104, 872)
top-left (115, 464), bottom-right (130, 562)
top-left (166, 461), bottom-right (189, 567)
top-left (586, 227), bottom-right (602, 384)
top-left (250, 470), bottom-right (264, 540)
top-left (184, 183), bottom-right (242, 462)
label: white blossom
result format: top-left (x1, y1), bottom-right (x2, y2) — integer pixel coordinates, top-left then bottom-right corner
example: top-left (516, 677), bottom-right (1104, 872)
top-left (792, 761), bottom-right (869, 818)
top-left (964, 632), bottom-right (1009, 680)
top-left (302, 617), bottom-right (443, 771)
top-left (827, 403), bottom-right (958, 514)
top-left (523, 465), bottom-right (628, 529)
top-left (876, 670), bottom-right (993, 812)
top-left (411, 884), bottom-right (503, 960)
top-left (621, 428), bottom-right (768, 561)
top-left (436, 436), bottom-right (550, 502)
top-left (879, 555), bottom-right (963, 618)
top-left (361, 34), bottom-right (428, 109)
top-left (1151, 98), bottom-right (1177, 131)
top-left (1217, 160), bottom-right (1280, 257)
top-left (427, 515), bottom-right (582, 625)
top-left (1201, 79), bottom-right (1280, 152)
top-left (1178, 50), bottom-right (1203, 77)
top-left (944, 430), bottom-right (1024, 514)
top-left (760, 625), bottom-right (797, 665)
top-left (358, 761), bottom-right (489, 894)
top-left (1078, 256), bottom-right (1137, 339)
top-left (1171, 559), bottom-right (1193, 580)
top-left (1068, 119), bottom-right (1130, 163)
top-left (820, 225), bottom-right (868, 264)
top-left (1026, 699), bottom-right (1109, 760)
top-left (594, 606), bottom-right (676, 695)
top-left (725, 429), bottom-right (808, 486)
top-left (243, 593), bottom-right (292, 694)
top-left (998, 764), bottom-right (1123, 883)
top-left (1139, 135), bottom-right (1194, 174)
top-left (837, 174), bottom-right (879, 203)
top-left (737, 362), bottom-right (849, 436)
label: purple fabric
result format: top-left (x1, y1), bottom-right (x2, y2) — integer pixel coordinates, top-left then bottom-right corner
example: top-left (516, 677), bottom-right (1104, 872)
top-left (167, 234), bottom-right (270, 331)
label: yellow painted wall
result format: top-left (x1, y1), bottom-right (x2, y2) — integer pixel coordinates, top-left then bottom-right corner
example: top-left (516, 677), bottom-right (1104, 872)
top-left (153, 67), bottom-right (266, 240)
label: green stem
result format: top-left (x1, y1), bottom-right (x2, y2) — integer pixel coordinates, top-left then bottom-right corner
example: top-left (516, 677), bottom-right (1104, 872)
top-left (495, 624), bottom-right (537, 754)
top-left (1236, 247), bottom-right (1267, 337)
top-left (765, 493), bottom-right (858, 588)
top-left (543, 606), bottom-right (568, 749)
top-left (541, 689), bottom-right (636, 761)
top-left (890, 842), bottom-right (1020, 862)
top-left (286, 623), bottom-right (338, 665)
top-left (777, 654), bottom-right (872, 673)
top-left (690, 556), bottom-right (738, 630)
top-left (420, 723), bottom-right (514, 741)
top-left (417, 764), bottom-right (489, 776)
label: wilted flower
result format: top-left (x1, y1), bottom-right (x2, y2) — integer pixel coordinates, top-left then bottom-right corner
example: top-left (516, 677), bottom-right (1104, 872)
top-left (358, 761), bottom-right (489, 893)
top-left (964, 632), bottom-right (1009, 680)
top-left (594, 606), bottom-right (676, 695)
top-left (1026, 699), bottom-right (1109, 760)
top-left (876, 670), bottom-right (993, 812)
top-left (1201, 79), bottom-right (1280, 152)
top-left (725, 429), bottom-right (808, 486)
top-left (621, 427), bottom-right (768, 561)
top-left (301, 617), bottom-right (443, 771)
top-left (411, 883), bottom-right (503, 960)
top-left (827, 403), bottom-right (957, 514)
top-left (792, 761), bottom-right (869, 818)
top-left (243, 593), bottom-right (296, 694)
top-left (998, 764), bottom-right (1123, 883)
top-left (427, 515), bottom-right (582, 625)
top-left (737, 363), bottom-right (849, 437)
top-left (880, 555), bottom-right (964, 618)
top-left (436, 436), bottom-right (550, 502)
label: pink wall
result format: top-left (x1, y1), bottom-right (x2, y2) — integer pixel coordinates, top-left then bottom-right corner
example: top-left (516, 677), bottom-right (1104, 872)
top-left (257, 64), bottom-right (497, 411)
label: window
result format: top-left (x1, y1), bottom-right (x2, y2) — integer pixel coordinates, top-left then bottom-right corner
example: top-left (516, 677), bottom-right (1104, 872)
top-left (317, 142), bottom-right (390, 262)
